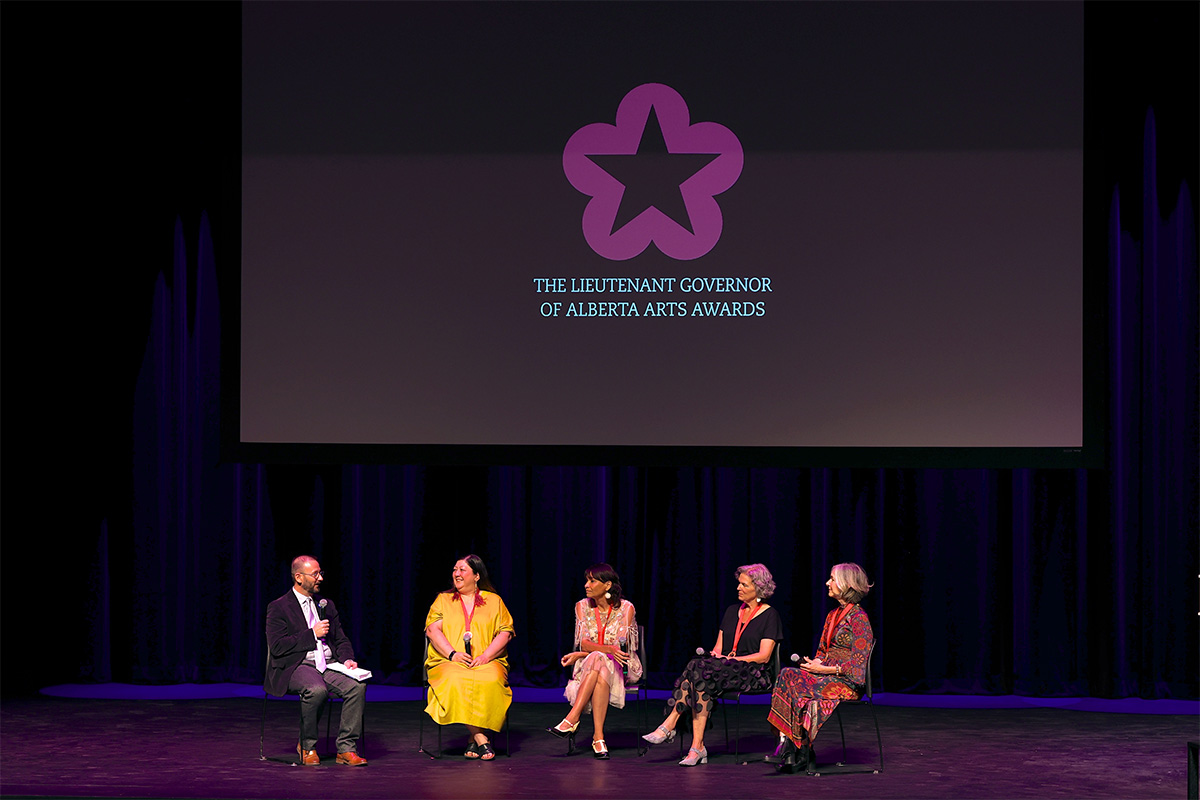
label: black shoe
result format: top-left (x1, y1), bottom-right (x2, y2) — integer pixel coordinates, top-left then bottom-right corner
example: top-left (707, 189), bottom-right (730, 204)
top-left (764, 738), bottom-right (796, 765)
top-left (797, 743), bottom-right (815, 771)
top-left (546, 718), bottom-right (579, 739)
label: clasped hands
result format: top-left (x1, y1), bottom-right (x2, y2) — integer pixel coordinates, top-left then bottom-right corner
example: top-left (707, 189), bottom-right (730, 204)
top-left (798, 656), bottom-right (836, 674)
top-left (448, 650), bottom-right (492, 668)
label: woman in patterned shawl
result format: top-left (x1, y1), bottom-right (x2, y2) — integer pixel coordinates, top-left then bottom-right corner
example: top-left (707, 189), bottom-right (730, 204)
top-left (545, 563), bottom-right (642, 759)
top-left (764, 562), bottom-right (874, 772)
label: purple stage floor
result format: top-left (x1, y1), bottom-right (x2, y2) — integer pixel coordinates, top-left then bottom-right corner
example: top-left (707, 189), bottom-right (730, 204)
top-left (37, 682), bottom-right (1200, 715)
top-left (2, 694), bottom-right (1195, 799)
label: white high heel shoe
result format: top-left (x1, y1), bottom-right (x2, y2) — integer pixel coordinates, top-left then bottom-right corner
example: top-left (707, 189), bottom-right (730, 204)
top-left (641, 725), bottom-right (677, 745)
top-left (679, 746), bottom-right (708, 766)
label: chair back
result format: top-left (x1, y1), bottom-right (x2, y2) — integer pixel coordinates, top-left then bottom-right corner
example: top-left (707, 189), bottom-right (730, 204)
top-left (842, 640), bottom-right (877, 703)
top-left (422, 636), bottom-right (432, 685)
top-left (626, 624), bottom-right (648, 688)
top-left (861, 640), bottom-right (876, 701)
top-left (730, 638), bottom-right (781, 697)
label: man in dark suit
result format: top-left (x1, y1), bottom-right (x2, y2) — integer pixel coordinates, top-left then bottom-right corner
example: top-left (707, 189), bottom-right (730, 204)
top-left (265, 555), bottom-right (368, 765)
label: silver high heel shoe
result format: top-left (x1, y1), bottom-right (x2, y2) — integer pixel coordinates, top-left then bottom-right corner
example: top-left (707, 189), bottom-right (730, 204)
top-left (679, 746), bottom-right (708, 766)
top-left (641, 725), bottom-right (677, 745)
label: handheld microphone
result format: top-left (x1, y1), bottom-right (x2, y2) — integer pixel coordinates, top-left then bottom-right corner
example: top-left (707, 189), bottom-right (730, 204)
top-left (462, 631), bottom-right (473, 657)
top-left (791, 653), bottom-right (801, 663)
top-left (696, 647), bottom-right (706, 656)
top-left (316, 599), bottom-right (328, 640)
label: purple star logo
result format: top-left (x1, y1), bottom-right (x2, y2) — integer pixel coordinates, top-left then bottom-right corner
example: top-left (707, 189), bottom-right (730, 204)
top-left (563, 83), bottom-right (743, 261)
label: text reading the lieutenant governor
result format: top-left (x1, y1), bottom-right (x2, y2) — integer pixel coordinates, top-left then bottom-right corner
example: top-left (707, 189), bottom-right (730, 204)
top-left (534, 276), bottom-right (771, 318)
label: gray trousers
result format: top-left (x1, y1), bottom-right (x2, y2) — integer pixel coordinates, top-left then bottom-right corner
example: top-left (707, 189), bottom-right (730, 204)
top-left (288, 663), bottom-right (366, 753)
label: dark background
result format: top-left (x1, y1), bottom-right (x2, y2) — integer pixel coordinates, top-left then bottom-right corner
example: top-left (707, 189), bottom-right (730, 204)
top-left (1, 2), bottom-right (1196, 699)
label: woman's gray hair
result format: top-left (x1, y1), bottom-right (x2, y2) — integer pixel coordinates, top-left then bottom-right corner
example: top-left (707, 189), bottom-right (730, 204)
top-left (736, 563), bottom-right (776, 600)
top-left (831, 562), bottom-right (873, 604)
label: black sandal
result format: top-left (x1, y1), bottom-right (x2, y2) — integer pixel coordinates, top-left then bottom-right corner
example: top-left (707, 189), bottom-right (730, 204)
top-left (477, 741), bottom-right (496, 760)
top-left (464, 741), bottom-right (480, 759)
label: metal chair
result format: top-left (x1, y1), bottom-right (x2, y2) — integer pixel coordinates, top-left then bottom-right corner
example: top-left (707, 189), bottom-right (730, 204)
top-left (418, 637), bottom-right (510, 758)
top-left (716, 641), bottom-right (782, 764)
top-left (259, 655), bottom-right (362, 765)
top-left (807, 641), bottom-right (882, 775)
top-left (563, 623), bottom-right (649, 756)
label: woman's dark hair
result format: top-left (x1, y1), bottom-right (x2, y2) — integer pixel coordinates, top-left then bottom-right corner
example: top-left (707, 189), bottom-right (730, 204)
top-left (584, 562), bottom-right (623, 607)
top-left (444, 553), bottom-right (497, 593)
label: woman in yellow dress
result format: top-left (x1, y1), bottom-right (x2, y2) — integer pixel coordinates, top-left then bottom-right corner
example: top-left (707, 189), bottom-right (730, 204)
top-left (424, 554), bottom-right (515, 760)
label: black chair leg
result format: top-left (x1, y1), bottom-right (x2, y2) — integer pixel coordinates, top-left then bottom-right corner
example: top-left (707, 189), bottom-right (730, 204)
top-left (837, 707), bottom-right (848, 764)
top-left (870, 704), bottom-right (884, 771)
top-left (324, 703), bottom-right (332, 756)
top-left (418, 711), bottom-right (443, 759)
top-left (258, 694), bottom-right (303, 766)
top-left (637, 687), bottom-right (648, 756)
top-left (822, 702), bottom-right (884, 774)
top-left (733, 697), bottom-right (741, 763)
top-left (723, 700), bottom-right (731, 758)
top-left (259, 695), bottom-right (268, 761)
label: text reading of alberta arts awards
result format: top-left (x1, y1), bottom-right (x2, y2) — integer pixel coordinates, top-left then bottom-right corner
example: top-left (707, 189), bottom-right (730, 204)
top-left (534, 276), bottom-right (772, 318)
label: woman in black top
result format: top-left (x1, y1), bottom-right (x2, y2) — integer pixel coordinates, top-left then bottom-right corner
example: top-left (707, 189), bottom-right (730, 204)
top-left (642, 563), bottom-right (784, 766)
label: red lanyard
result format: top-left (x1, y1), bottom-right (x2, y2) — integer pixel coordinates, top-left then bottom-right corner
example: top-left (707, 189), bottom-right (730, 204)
top-left (730, 603), bottom-right (757, 655)
top-left (594, 605), bottom-right (615, 644)
top-left (821, 604), bottom-right (855, 649)
top-left (457, 592), bottom-right (478, 635)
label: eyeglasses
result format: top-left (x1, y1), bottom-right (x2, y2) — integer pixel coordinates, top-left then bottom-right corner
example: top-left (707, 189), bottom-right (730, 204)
top-left (298, 570), bottom-right (324, 578)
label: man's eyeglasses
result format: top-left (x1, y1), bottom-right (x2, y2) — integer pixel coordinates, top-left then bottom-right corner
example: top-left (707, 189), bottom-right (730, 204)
top-left (298, 570), bottom-right (324, 578)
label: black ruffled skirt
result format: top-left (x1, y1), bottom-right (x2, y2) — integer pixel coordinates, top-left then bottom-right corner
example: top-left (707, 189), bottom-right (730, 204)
top-left (666, 656), bottom-right (772, 718)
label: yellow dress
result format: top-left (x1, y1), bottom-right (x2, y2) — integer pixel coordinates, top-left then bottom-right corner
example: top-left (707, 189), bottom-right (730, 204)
top-left (424, 590), bottom-right (515, 731)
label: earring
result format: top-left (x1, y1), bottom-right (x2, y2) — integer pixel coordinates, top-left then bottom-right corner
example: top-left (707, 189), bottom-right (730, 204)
top-left (604, 591), bottom-right (612, 599)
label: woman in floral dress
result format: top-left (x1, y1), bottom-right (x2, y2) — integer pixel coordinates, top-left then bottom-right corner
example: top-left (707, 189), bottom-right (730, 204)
top-left (764, 562), bottom-right (874, 772)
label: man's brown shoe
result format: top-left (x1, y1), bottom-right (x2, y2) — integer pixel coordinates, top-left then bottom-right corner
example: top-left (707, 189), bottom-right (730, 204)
top-left (296, 744), bottom-right (320, 765)
top-left (335, 751), bottom-right (368, 766)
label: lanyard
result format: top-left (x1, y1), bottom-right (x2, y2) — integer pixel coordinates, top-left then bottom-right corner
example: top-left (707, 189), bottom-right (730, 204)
top-left (457, 591), bottom-right (478, 638)
top-left (594, 605), bottom-right (616, 644)
top-left (730, 603), bottom-right (757, 655)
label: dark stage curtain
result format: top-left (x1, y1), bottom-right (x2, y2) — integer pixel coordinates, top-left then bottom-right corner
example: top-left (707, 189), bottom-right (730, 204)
top-left (74, 103), bottom-right (1197, 697)
top-left (2, 2), bottom-right (1195, 701)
